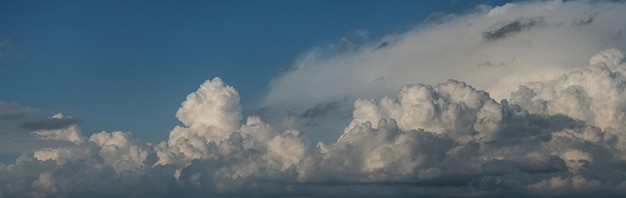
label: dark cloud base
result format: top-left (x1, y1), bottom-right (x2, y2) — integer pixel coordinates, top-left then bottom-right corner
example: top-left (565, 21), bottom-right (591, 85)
top-left (20, 117), bottom-right (82, 131)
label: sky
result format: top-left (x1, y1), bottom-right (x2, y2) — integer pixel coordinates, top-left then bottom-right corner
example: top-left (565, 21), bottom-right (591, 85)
top-left (3, 0), bottom-right (626, 197)
top-left (0, 0), bottom-right (507, 143)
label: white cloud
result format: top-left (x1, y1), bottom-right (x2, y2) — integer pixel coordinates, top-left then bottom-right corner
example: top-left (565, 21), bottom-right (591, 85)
top-left (159, 77), bottom-right (244, 165)
top-left (3, 49), bottom-right (626, 197)
top-left (511, 49), bottom-right (626, 131)
top-left (2, 0), bottom-right (626, 197)
top-left (89, 131), bottom-right (151, 172)
top-left (32, 113), bottom-right (85, 144)
top-left (258, 0), bottom-right (626, 144)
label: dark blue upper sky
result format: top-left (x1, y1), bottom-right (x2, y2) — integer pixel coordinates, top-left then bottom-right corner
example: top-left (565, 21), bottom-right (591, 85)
top-left (0, 0), bottom-right (509, 142)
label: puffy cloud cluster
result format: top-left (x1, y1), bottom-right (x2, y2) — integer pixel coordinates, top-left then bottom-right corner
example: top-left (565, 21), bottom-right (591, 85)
top-left (158, 78), bottom-right (244, 164)
top-left (346, 80), bottom-right (501, 143)
top-left (511, 49), bottom-right (626, 131)
top-left (2, 0), bottom-right (626, 197)
top-left (258, 0), bottom-right (626, 144)
top-left (3, 49), bottom-right (626, 197)
top-left (298, 50), bottom-right (626, 191)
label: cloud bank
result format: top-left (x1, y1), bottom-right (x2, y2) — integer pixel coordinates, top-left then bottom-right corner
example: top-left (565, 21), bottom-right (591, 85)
top-left (257, 0), bottom-right (626, 143)
top-left (2, 0), bottom-right (626, 197)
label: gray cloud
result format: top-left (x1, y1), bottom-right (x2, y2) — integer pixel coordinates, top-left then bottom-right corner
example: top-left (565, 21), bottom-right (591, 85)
top-left (485, 155), bottom-right (568, 174)
top-left (300, 100), bottom-right (351, 127)
top-left (20, 117), bottom-right (82, 130)
top-left (301, 100), bottom-right (343, 119)
top-left (572, 14), bottom-right (596, 26)
top-left (483, 16), bottom-right (545, 41)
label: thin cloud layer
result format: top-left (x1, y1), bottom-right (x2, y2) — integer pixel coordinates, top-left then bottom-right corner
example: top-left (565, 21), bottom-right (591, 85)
top-left (0, 101), bottom-right (36, 155)
top-left (2, 0), bottom-right (626, 197)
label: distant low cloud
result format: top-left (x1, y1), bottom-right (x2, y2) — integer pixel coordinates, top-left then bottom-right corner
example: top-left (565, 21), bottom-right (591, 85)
top-left (20, 115), bottom-right (82, 131)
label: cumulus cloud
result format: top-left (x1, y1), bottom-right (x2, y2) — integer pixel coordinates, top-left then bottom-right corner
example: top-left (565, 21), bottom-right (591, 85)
top-left (4, 49), bottom-right (626, 197)
top-left (510, 49), bottom-right (626, 131)
top-left (258, 0), bottom-right (626, 143)
top-left (3, 0), bottom-right (626, 197)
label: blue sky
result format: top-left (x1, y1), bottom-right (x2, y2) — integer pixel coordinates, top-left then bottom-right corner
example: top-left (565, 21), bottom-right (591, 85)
top-left (0, 0), bottom-right (510, 142)
top-left (4, 1), bottom-right (626, 197)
